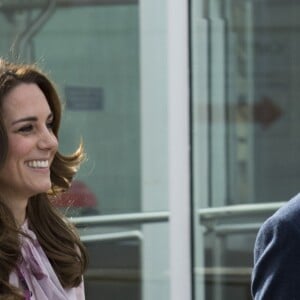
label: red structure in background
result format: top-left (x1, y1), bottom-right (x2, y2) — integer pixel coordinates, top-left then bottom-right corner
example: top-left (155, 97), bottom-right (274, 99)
top-left (52, 180), bottom-right (98, 214)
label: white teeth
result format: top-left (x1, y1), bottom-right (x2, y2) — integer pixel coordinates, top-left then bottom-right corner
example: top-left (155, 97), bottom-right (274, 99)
top-left (27, 160), bottom-right (49, 168)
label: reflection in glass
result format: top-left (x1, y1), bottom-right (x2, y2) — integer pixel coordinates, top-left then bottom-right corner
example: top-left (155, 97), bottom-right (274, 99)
top-left (192, 0), bottom-right (299, 299)
top-left (0, 2), bottom-right (142, 300)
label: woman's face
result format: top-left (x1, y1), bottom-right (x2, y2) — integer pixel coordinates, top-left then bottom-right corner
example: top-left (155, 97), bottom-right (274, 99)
top-left (0, 83), bottom-right (58, 201)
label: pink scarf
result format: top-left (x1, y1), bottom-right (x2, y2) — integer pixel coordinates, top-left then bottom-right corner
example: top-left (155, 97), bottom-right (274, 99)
top-left (9, 220), bottom-right (85, 300)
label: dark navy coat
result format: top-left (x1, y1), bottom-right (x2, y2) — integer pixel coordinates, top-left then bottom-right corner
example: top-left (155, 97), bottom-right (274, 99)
top-left (252, 193), bottom-right (300, 299)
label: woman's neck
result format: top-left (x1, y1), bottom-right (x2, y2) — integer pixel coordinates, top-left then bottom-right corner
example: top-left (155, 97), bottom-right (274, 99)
top-left (1, 196), bottom-right (28, 226)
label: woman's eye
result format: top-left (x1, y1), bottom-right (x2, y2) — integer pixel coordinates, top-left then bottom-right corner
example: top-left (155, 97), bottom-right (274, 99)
top-left (47, 121), bottom-right (54, 130)
top-left (18, 124), bottom-right (33, 133)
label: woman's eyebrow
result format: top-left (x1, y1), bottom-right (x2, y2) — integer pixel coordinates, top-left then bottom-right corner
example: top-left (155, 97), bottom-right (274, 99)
top-left (11, 116), bottom-right (37, 125)
top-left (11, 113), bottom-right (53, 125)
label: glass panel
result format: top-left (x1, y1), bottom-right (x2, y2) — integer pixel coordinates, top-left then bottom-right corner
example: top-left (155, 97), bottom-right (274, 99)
top-left (0, 1), bottom-right (171, 300)
top-left (37, 4), bottom-right (140, 217)
top-left (1, 0), bottom-right (140, 217)
top-left (191, 0), bottom-right (299, 299)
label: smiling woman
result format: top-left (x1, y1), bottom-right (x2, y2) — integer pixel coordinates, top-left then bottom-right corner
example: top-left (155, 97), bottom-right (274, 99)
top-left (0, 83), bottom-right (59, 216)
top-left (0, 59), bottom-right (88, 299)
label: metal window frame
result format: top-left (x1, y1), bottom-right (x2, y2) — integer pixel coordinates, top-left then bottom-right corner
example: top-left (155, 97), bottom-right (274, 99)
top-left (73, 201), bottom-right (281, 300)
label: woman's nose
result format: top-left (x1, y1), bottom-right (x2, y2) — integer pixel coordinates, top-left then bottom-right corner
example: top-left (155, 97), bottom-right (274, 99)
top-left (37, 128), bottom-right (58, 151)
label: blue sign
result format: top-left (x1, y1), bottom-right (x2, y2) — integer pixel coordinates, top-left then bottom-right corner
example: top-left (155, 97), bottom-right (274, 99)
top-left (65, 86), bottom-right (104, 110)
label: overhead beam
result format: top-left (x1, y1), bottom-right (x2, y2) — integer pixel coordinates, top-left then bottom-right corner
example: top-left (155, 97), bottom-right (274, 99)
top-left (0, 0), bottom-right (137, 12)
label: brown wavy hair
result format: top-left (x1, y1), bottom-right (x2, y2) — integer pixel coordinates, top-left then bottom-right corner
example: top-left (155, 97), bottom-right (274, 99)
top-left (0, 59), bottom-right (88, 299)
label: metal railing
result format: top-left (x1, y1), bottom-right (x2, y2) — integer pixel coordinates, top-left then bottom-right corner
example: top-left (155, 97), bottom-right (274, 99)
top-left (72, 201), bottom-right (284, 233)
top-left (80, 230), bottom-right (143, 243)
top-left (72, 211), bottom-right (169, 227)
top-left (73, 202), bottom-right (283, 300)
top-left (198, 202), bottom-right (284, 221)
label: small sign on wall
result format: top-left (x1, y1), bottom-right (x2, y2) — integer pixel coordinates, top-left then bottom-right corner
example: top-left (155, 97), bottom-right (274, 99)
top-left (65, 85), bottom-right (104, 110)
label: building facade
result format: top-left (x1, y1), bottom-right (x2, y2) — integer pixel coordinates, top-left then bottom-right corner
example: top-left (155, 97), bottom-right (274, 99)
top-left (0, 0), bottom-right (297, 299)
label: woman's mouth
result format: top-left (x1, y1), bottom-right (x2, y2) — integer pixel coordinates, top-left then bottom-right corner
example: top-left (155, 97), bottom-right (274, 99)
top-left (26, 160), bottom-right (49, 168)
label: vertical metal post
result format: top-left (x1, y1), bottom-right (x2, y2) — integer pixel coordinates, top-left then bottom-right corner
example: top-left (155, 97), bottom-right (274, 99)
top-left (12, 0), bottom-right (57, 62)
top-left (167, 0), bottom-right (192, 300)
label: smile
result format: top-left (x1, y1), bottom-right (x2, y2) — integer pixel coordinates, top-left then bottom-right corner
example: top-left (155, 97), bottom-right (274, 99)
top-left (26, 160), bottom-right (49, 168)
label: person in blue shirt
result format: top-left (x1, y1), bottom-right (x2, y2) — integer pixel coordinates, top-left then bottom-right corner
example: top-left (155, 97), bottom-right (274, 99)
top-left (252, 193), bottom-right (300, 299)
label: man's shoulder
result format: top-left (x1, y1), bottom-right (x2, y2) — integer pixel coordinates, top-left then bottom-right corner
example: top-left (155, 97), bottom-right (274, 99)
top-left (262, 193), bottom-right (300, 232)
top-left (274, 193), bottom-right (300, 218)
